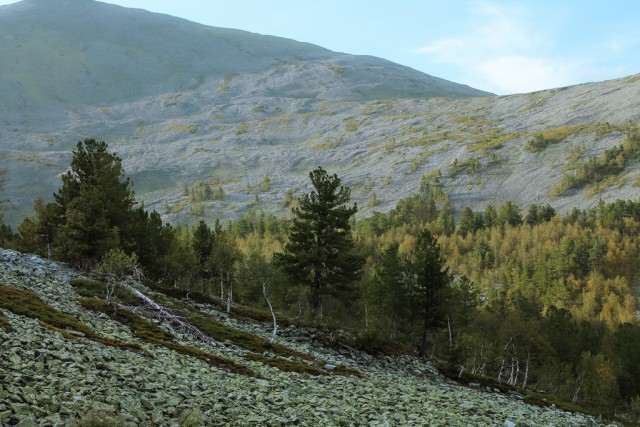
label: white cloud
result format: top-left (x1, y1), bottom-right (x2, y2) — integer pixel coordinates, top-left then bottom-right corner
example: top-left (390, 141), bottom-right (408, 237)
top-left (474, 56), bottom-right (574, 94)
top-left (415, 1), bottom-right (576, 94)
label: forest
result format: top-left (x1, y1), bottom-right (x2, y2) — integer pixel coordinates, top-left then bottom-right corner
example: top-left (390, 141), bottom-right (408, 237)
top-left (1, 139), bottom-right (639, 421)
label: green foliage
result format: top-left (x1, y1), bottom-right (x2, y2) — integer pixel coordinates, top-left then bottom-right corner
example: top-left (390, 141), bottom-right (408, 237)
top-left (53, 139), bottom-right (134, 265)
top-left (243, 353), bottom-right (328, 376)
top-left (448, 157), bottom-right (481, 175)
top-left (260, 176), bottom-right (271, 192)
top-left (344, 118), bottom-right (359, 132)
top-left (236, 122), bottom-right (250, 135)
top-left (551, 127), bottom-right (640, 196)
top-left (524, 133), bottom-right (547, 153)
top-left (185, 180), bottom-right (224, 203)
top-left (95, 248), bottom-right (139, 279)
top-left (497, 201), bottom-right (522, 227)
top-left (524, 125), bottom-right (593, 153)
top-left (282, 188), bottom-right (295, 207)
top-left (16, 198), bottom-right (57, 257)
top-left (0, 172), bottom-right (15, 245)
top-left (409, 229), bottom-right (451, 355)
top-left (276, 167), bottom-right (363, 316)
top-left (368, 192), bottom-right (380, 208)
top-left (15, 139), bottom-right (175, 278)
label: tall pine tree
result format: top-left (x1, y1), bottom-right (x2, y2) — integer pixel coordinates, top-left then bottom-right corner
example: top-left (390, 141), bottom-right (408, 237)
top-left (276, 167), bottom-right (362, 317)
top-left (408, 229), bottom-right (451, 356)
top-left (54, 139), bottom-right (135, 266)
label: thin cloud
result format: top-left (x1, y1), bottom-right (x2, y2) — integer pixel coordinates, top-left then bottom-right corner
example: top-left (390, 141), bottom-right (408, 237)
top-left (415, 1), bottom-right (576, 94)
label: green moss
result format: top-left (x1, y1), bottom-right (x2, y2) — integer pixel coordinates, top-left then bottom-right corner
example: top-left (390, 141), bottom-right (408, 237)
top-left (244, 353), bottom-right (328, 376)
top-left (0, 283), bottom-right (143, 352)
top-left (80, 298), bottom-right (256, 377)
top-left (146, 284), bottom-right (293, 326)
top-left (123, 284), bottom-right (363, 377)
top-left (189, 314), bottom-right (312, 361)
top-left (0, 309), bottom-right (12, 332)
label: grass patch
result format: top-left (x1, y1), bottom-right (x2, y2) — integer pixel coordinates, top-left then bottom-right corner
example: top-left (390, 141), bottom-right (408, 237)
top-left (551, 128), bottom-right (640, 197)
top-left (525, 125), bottom-right (595, 153)
top-left (470, 131), bottom-right (521, 152)
top-left (0, 283), bottom-right (143, 352)
top-left (146, 284), bottom-right (293, 327)
top-left (344, 118), bottom-right (359, 132)
top-left (188, 314), bottom-right (311, 360)
top-left (79, 298), bottom-right (256, 377)
top-left (244, 353), bottom-right (328, 376)
top-left (167, 123), bottom-right (199, 134)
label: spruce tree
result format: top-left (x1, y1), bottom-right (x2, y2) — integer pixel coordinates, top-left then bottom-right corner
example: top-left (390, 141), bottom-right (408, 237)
top-left (54, 139), bottom-right (135, 266)
top-left (408, 229), bottom-right (451, 356)
top-left (276, 167), bottom-right (362, 317)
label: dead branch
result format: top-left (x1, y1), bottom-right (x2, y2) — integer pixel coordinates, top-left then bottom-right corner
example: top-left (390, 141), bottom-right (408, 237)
top-left (263, 282), bottom-right (277, 343)
top-left (121, 279), bottom-right (216, 346)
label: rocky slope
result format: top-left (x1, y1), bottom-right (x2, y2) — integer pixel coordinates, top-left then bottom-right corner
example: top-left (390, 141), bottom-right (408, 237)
top-left (1, 0), bottom-right (640, 228)
top-left (0, 248), bottom-right (617, 426)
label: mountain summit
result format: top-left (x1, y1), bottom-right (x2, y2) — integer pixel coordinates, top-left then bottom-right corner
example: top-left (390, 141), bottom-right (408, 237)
top-left (0, 0), bottom-right (492, 114)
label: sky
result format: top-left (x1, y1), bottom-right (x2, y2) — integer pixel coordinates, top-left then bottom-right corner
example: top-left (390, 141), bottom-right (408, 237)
top-left (2, 0), bottom-right (640, 95)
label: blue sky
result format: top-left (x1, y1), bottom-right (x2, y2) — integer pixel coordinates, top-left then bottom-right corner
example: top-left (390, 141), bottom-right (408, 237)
top-left (2, 0), bottom-right (640, 95)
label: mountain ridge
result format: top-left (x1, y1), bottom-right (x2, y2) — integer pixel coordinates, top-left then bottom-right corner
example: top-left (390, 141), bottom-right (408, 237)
top-left (1, 0), bottom-right (640, 229)
top-left (0, 0), bottom-right (491, 115)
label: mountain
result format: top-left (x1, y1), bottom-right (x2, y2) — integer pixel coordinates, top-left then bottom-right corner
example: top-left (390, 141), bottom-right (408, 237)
top-left (0, 248), bottom-right (612, 425)
top-left (0, 0), bottom-right (490, 116)
top-left (1, 0), bottom-right (640, 229)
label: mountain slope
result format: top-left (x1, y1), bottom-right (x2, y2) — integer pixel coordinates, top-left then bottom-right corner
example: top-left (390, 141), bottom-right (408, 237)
top-left (0, 248), bottom-right (613, 426)
top-left (0, 0), bottom-right (491, 116)
top-left (1, 0), bottom-right (640, 229)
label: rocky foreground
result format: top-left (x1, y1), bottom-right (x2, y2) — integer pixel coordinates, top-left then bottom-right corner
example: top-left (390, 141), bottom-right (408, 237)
top-left (0, 249), bottom-right (617, 426)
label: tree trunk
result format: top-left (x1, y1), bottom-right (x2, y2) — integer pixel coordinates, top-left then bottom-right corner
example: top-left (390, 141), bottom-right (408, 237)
top-left (419, 317), bottom-right (429, 357)
top-left (263, 283), bottom-right (277, 343)
top-left (309, 271), bottom-right (321, 317)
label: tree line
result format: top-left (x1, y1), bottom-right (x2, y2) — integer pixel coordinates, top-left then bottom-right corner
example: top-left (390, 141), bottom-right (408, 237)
top-left (1, 139), bottom-right (639, 420)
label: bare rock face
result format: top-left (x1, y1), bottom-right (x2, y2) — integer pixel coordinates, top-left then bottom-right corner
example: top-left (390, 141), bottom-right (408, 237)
top-left (1, 0), bottom-right (640, 229)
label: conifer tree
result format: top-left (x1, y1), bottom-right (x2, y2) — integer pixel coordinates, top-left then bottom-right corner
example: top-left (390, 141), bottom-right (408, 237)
top-left (408, 229), bottom-right (451, 356)
top-left (53, 139), bottom-right (135, 266)
top-left (276, 167), bottom-right (362, 317)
